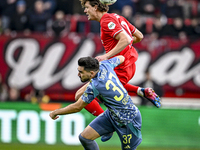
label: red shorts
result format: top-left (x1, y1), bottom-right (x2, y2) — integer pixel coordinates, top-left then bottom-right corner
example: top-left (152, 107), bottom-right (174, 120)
top-left (114, 46), bottom-right (138, 85)
top-left (114, 62), bottom-right (136, 86)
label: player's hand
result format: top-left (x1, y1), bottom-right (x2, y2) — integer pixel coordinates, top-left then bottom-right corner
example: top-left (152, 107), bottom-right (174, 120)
top-left (49, 110), bottom-right (59, 120)
top-left (95, 55), bottom-right (108, 62)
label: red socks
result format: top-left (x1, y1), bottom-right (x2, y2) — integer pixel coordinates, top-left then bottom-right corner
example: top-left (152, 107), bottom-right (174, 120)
top-left (84, 99), bottom-right (104, 116)
top-left (124, 83), bottom-right (139, 95)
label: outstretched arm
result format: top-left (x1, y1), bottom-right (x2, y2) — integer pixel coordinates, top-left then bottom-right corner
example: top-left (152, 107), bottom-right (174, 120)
top-left (75, 82), bottom-right (89, 101)
top-left (49, 98), bottom-right (88, 120)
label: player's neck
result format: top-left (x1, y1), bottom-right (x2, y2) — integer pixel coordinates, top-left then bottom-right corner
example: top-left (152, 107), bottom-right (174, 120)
top-left (96, 12), bottom-right (107, 22)
top-left (91, 70), bottom-right (99, 79)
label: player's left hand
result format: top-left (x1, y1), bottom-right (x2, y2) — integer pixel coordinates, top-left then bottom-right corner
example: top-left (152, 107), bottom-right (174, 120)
top-left (95, 55), bottom-right (108, 62)
top-left (49, 110), bottom-right (59, 120)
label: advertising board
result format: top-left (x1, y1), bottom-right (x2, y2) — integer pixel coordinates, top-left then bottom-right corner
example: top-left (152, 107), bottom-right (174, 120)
top-left (0, 102), bottom-right (199, 148)
top-left (0, 34), bottom-right (200, 100)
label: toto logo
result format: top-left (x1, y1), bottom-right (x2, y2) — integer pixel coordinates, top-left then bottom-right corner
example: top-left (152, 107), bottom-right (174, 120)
top-left (0, 110), bottom-right (85, 144)
top-left (3, 38), bottom-right (200, 91)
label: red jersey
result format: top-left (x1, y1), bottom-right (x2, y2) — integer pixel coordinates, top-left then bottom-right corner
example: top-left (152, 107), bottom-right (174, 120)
top-left (100, 13), bottom-right (138, 68)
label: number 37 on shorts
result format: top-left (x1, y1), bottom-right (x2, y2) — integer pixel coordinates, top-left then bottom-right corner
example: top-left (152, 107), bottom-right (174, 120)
top-left (123, 134), bottom-right (132, 144)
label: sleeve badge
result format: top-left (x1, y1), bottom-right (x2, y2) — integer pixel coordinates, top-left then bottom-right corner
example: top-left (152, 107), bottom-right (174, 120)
top-left (108, 22), bottom-right (116, 29)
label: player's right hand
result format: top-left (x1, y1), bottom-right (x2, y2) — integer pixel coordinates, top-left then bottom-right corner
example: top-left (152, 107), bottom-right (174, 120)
top-left (49, 110), bottom-right (59, 120)
top-left (95, 54), bottom-right (108, 62)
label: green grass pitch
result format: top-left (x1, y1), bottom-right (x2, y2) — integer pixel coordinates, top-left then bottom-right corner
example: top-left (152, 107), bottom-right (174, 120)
top-left (0, 143), bottom-right (199, 150)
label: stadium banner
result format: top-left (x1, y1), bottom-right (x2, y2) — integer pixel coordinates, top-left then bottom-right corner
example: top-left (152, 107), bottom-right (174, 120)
top-left (0, 34), bottom-right (200, 100)
top-left (0, 102), bottom-right (200, 148)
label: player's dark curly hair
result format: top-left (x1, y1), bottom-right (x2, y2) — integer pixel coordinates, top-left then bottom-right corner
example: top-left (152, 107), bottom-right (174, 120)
top-left (78, 56), bottom-right (99, 72)
top-left (80, 0), bottom-right (109, 12)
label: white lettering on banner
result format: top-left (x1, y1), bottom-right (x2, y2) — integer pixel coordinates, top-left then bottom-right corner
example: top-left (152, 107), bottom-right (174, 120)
top-left (6, 39), bottom-right (41, 88)
top-left (130, 47), bottom-right (200, 86)
top-left (32, 43), bottom-right (66, 89)
top-left (129, 52), bottom-right (151, 84)
top-left (17, 111), bottom-right (40, 143)
top-left (0, 110), bottom-right (17, 143)
top-left (62, 39), bottom-right (95, 89)
top-left (0, 110), bottom-right (84, 145)
top-left (61, 114), bottom-right (85, 145)
top-left (150, 47), bottom-right (200, 86)
top-left (5, 38), bottom-right (96, 90)
top-left (40, 111), bottom-right (59, 145)
top-left (4, 39), bottom-right (200, 90)
top-left (193, 72), bottom-right (200, 87)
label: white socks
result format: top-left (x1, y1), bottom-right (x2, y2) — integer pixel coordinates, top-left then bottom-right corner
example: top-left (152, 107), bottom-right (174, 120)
top-left (137, 87), bottom-right (144, 97)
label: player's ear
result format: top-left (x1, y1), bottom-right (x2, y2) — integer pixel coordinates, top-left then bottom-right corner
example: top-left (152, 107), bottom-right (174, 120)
top-left (94, 5), bottom-right (97, 10)
top-left (90, 71), bottom-right (95, 77)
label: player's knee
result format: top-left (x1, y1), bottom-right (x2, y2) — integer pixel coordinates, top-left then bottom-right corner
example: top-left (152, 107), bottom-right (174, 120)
top-left (79, 134), bottom-right (91, 145)
top-left (78, 134), bottom-right (84, 142)
top-left (79, 134), bottom-right (99, 150)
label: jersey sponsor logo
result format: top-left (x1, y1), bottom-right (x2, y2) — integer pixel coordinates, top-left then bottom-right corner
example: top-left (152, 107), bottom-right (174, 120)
top-left (99, 68), bottom-right (107, 80)
top-left (108, 22), bottom-right (116, 29)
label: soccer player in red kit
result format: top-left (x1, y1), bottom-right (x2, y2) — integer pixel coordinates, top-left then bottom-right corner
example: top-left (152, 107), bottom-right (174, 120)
top-left (76, 0), bottom-right (161, 141)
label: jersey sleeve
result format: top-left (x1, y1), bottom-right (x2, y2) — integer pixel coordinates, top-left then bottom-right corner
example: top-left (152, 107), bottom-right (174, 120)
top-left (81, 83), bottom-right (98, 104)
top-left (123, 16), bottom-right (136, 34)
top-left (101, 57), bottom-right (121, 69)
top-left (101, 15), bottom-right (123, 38)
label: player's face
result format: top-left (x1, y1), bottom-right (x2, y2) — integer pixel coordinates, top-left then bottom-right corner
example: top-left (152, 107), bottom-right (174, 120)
top-left (84, 1), bottom-right (96, 20)
top-left (78, 66), bottom-right (91, 82)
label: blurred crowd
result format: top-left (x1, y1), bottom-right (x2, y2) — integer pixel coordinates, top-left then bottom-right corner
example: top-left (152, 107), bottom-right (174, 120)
top-left (0, 0), bottom-right (199, 39)
top-left (0, 73), bottom-right (21, 102)
top-left (0, 73), bottom-right (50, 103)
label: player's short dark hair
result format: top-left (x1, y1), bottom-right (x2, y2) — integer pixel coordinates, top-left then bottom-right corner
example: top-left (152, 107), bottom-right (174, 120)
top-left (78, 56), bottom-right (99, 71)
top-left (80, 0), bottom-right (109, 12)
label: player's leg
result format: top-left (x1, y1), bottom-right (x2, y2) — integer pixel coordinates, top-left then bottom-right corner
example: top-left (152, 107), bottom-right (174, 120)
top-left (124, 83), bottom-right (161, 107)
top-left (75, 82), bottom-right (104, 116)
top-left (89, 110), bottom-right (115, 142)
top-left (79, 126), bottom-right (100, 150)
top-left (116, 65), bottom-right (161, 108)
top-left (80, 125), bottom-right (100, 140)
top-left (114, 64), bottom-right (139, 94)
top-left (80, 110), bottom-right (115, 149)
top-left (76, 83), bottom-right (111, 142)
top-left (111, 109), bottom-right (142, 150)
top-left (138, 87), bottom-right (161, 108)
top-left (123, 83), bottom-right (139, 94)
